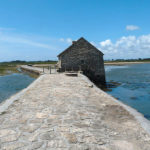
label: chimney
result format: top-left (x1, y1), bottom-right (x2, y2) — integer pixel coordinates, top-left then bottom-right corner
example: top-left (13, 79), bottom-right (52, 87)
top-left (72, 41), bottom-right (76, 44)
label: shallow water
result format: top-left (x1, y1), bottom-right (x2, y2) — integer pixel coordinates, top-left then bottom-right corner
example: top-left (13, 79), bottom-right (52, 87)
top-left (0, 73), bottom-right (35, 103)
top-left (105, 63), bottom-right (150, 120)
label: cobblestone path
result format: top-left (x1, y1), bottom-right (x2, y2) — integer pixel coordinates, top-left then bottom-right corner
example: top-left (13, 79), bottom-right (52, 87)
top-left (0, 74), bottom-right (150, 150)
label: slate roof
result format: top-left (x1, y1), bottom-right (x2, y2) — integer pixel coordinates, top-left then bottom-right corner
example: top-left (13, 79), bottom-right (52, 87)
top-left (57, 37), bottom-right (104, 57)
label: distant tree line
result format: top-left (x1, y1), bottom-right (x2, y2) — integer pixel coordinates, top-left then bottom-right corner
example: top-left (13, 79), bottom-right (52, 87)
top-left (0, 60), bottom-right (57, 66)
top-left (1, 58), bottom-right (150, 66)
top-left (105, 58), bottom-right (150, 62)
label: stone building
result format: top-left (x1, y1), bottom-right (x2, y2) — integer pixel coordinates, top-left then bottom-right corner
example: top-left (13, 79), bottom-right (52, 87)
top-left (57, 37), bottom-right (106, 85)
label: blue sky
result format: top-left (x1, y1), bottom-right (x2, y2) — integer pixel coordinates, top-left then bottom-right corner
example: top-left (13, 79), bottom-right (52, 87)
top-left (0, 0), bottom-right (150, 61)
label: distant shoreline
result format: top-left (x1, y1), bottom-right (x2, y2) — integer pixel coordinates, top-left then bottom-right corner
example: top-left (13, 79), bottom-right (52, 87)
top-left (104, 61), bottom-right (150, 65)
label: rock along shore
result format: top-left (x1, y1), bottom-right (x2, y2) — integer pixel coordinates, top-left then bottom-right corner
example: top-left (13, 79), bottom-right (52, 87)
top-left (0, 66), bottom-right (150, 150)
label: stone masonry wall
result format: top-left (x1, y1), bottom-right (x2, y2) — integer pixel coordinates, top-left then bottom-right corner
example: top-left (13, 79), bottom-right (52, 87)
top-left (58, 38), bottom-right (106, 84)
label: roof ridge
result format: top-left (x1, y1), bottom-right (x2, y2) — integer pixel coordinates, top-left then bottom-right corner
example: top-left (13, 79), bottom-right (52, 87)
top-left (58, 37), bottom-right (104, 57)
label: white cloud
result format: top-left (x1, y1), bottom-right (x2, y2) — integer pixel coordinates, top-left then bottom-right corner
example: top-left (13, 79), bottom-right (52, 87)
top-left (0, 27), bottom-right (56, 49)
top-left (126, 25), bottom-right (139, 31)
top-left (0, 30), bottom-right (63, 61)
top-left (0, 34), bottom-right (54, 49)
top-left (100, 39), bottom-right (112, 47)
top-left (59, 38), bottom-right (72, 44)
top-left (66, 38), bottom-right (72, 44)
top-left (99, 35), bottom-right (150, 59)
top-left (90, 41), bottom-right (96, 46)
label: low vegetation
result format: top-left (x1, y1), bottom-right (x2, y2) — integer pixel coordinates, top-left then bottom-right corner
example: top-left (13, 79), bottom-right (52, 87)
top-left (104, 58), bottom-right (150, 63)
top-left (0, 60), bottom-right (57, 66)
top-left (0, 65), bottom-right (18, 76)
top-left (0, 60), bottom-right (57, 76)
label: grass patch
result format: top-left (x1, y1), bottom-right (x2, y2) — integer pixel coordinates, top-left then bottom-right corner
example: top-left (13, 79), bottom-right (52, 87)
top-left (0, 65), bottom-right (18, 76)
top-left (0, 60), bottom-right (58, 76)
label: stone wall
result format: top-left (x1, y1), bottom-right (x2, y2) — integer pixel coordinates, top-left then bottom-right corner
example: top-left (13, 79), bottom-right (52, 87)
top-left (58, 38), bottom-right (106, 85)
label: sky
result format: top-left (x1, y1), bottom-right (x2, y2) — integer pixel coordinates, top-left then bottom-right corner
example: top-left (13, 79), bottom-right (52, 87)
top-left (0, 0), bottom-right (150, 61)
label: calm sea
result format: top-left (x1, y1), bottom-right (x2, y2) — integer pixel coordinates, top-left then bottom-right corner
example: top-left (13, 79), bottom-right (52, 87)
top-left (105, 63), bottom-right (150, 120)
top-left (0, 73), bottom-right (35, 103)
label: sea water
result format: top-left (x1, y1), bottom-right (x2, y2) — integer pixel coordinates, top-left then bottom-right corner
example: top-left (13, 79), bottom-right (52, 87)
top-left (0, 73), bottom-right (35, 103)
top-left (105, 63), bottom-right (150, 120)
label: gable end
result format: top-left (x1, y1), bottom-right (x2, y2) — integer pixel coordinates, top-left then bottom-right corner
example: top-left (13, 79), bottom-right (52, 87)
top-left (58, 37), bottom-right (104, 57)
